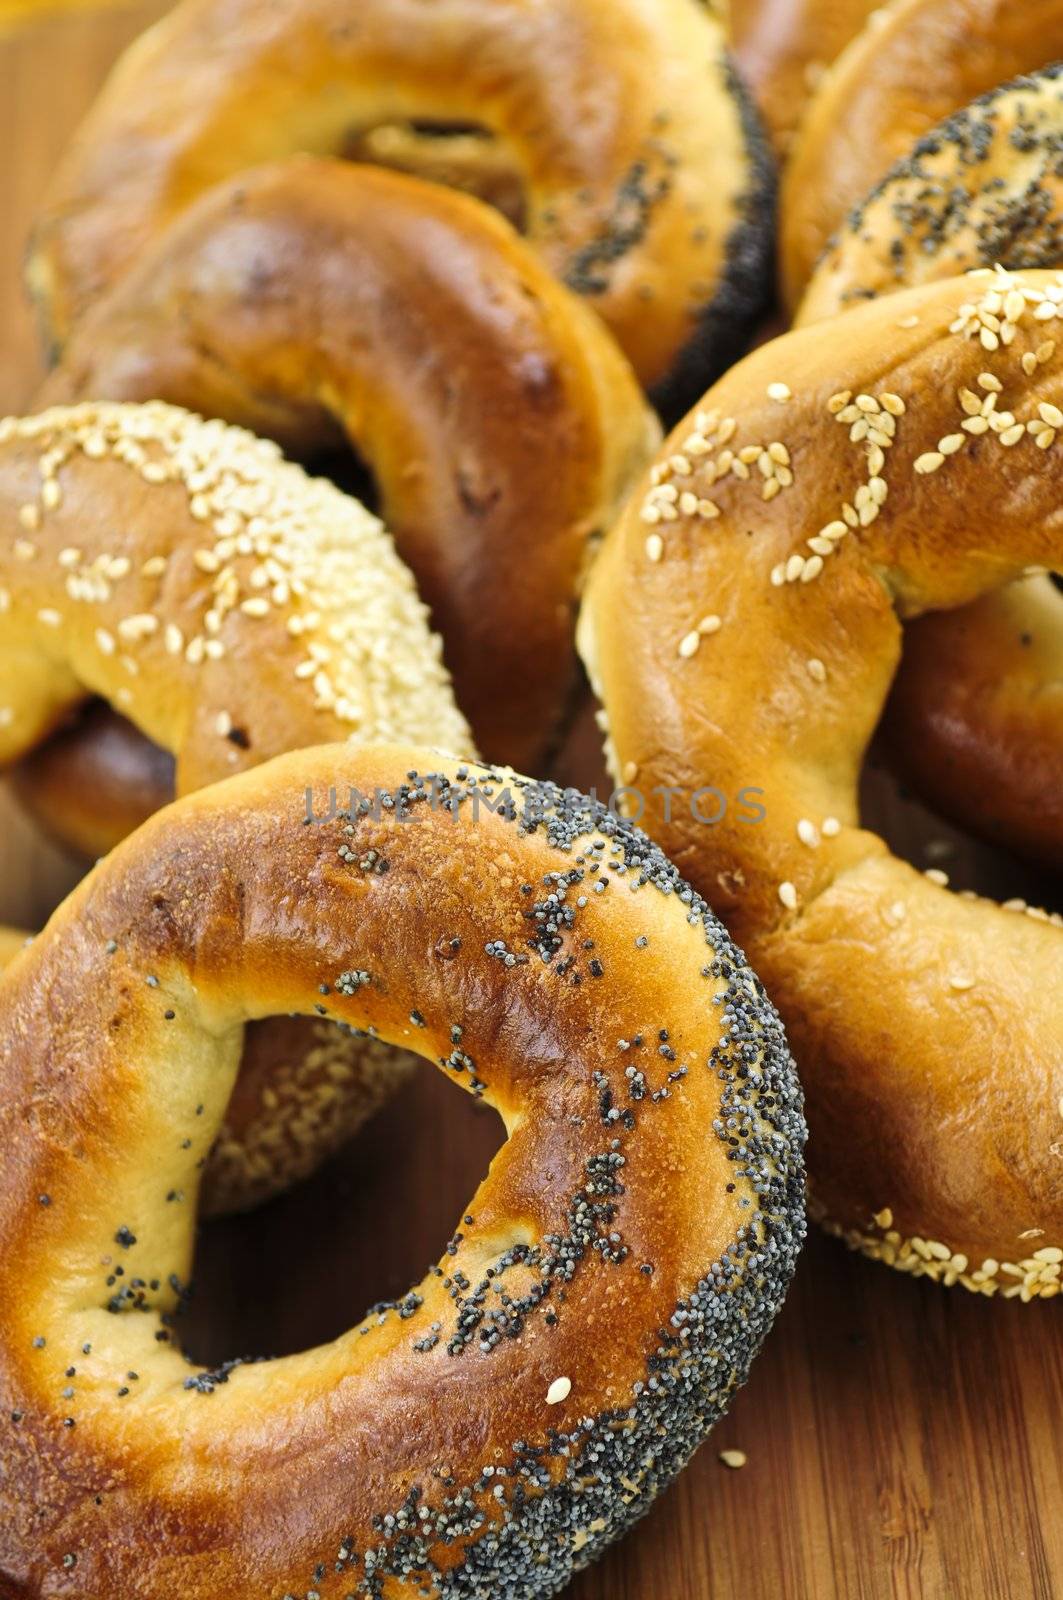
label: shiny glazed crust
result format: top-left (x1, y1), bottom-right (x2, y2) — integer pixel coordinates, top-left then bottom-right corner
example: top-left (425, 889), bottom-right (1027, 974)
top-left (0, 745), bottom-right (806, 1595)
top-left (780, 0), bottom-right (1063, 306)
top-left (579, 270), bottom-right (1063, 1290)
top-left (40, 160), bottom-right (660, 770)
top-left (0, 400), bottom-right (473, 1212)
top-left (27, 0), bottom-right (775, 419)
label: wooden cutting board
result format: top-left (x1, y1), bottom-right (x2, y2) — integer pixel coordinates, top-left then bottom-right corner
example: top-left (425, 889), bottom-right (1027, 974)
top-left (0, 6), bottom-right (1060, 1597)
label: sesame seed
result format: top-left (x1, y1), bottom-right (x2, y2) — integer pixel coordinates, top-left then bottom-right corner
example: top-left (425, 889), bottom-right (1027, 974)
top-left (914, 451), bottom-right (945, 475)
top-left (719, 1449), bottom-right (747, 1469)
top-left (645, 533), bottom-right (664, 562)
top-left (778, 881), bottom-right (798, 910)
top-left (546, 1377), bottom-right (572, 1406)
top-left (821, 817), bottom-right (841, 837)
top-left (806, 658), bottom-right (827, 683)
top-left (677, 631), bottom-right (701, 659)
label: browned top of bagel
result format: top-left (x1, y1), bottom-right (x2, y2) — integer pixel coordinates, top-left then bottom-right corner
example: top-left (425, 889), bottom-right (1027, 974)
top-left (780, 0), bottom-right (1063, 306)
top-left (579, 270), bottom-right (1063, 1282)
top-left (730, 0), bottom-right (879, 157)
top-left (27, 0), bottom-right (774, 419)
top-left (0, 401), bottom-right (472, 794)
top-left (40, 160), bottom-right (659, 770)
top-left (0, 744), bottom-right (805, 1594)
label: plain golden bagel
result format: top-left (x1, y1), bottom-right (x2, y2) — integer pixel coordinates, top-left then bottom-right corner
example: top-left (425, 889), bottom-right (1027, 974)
top-left (579, 269), bottom-right (1063, 1293)
top-left (40, 158), bottom-right (659, 772)
top-left (797, 68), bottom-right (1063, 870)
top-left (28, 0), bottom-right (775, 419)
top-left (730, 0), bottom-right (880, 158)
top-left (780, 0), bottom-right (1063, 307)
top-left (0, 400), bottom-right (473, 1213)
top-left (0, 744), bottom-right (806, 1596)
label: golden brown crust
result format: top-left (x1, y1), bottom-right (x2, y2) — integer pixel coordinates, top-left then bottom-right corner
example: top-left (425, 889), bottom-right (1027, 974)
top-left (579, 269), bottom-right (1063, 1284)
top-left (0, 400), bottom-right (472, 1211)
top-left (780, 0), bottom-right (1063, 307)
top-left (28, 0), bottom-right (774, 416)
top-left (0, 744), bottom-right (806, 1595)
top-left (40, 160), bottom-right (659, 770)
top-left (730, 0), bottom-right (879, 158)
top-left (884, 575), bottom-right (1063, 869)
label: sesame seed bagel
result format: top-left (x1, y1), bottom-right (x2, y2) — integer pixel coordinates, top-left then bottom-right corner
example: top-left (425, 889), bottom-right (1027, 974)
top-left (0, 400), bottom-right (474, 1214)
top-left (27, 0), bottom-right (774, 422)
top-left (0, 744), bottom-right (806, 1596)
top-left (39, 158), bottom-right (659, 771)
top-left (730, 0), bottom-right (880, 158)
top-left (578, 269), bottom-right (1063, 1295)
top-left (780, 0), bottom-right (1063, 308)
top-left (797, 68), bottom-right (1063, 871)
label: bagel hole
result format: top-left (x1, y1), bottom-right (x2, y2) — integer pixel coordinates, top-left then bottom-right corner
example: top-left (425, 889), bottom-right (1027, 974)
top-left (180, 1060), bottom-right (506, 1366)
top-left (304, 438), bottom-right (381, 516)
top-left (860, 741), bottom-right (1062, 914)
top-left (344, 121), bottom-right (527, 232)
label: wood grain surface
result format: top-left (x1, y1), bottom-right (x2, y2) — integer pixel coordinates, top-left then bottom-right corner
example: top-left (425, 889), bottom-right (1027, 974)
top-left (0, 8), bottom-right (1060, 1598)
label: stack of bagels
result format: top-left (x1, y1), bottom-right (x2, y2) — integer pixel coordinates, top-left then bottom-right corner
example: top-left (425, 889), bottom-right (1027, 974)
top-left (0, 0), bottom-right (1058, 1593)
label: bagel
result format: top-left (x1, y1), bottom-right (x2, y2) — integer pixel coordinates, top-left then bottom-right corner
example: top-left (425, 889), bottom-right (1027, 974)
top-left (780, 0), bottom-right (1063, 307)
top-left (730, 0), bottom-right (879, 157)
top-left (883, 574), bottom-right (1063, 869)
top-left (27, 0), bottom-right (775, 420)
top-left (11, 699), bottom-right (174, 860)
top-left (579, 268), bottom-right (1063, 1293)
top-left (798, 67), bottom-right (1063, 871)
top-left (39, 158), bottom-right (659, 773)
top-left (0, 399), bottom-right (473, 1212)
top-left (0, 743), bottom-right (806, 1594)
